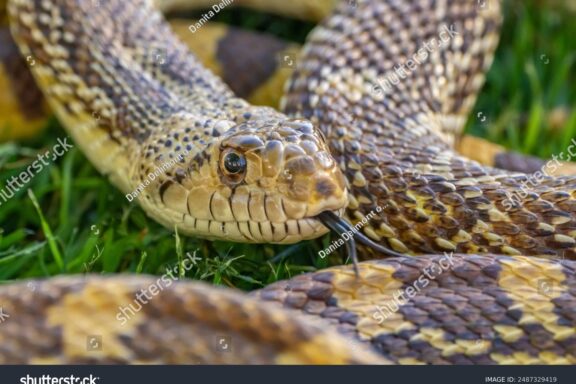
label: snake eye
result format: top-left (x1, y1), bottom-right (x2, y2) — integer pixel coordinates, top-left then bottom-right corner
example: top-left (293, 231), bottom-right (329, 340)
top-left (223, 151), bottom-right (246, 174)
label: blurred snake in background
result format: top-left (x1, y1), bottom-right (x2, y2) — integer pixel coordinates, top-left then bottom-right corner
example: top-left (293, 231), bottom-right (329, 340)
top-left (0, 0), bottom-right (575, 364)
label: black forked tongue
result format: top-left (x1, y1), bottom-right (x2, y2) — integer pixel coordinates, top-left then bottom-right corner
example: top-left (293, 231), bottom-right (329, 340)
top-left (316, 211), bottom-right (406, 278)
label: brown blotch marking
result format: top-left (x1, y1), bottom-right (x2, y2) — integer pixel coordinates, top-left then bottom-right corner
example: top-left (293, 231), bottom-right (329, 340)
top-left (315, 178), bottom-right (336, 198)
top-left (329, 262), bottom-right (414, 338)
top-left (46, 280), bottom-right (145, 361)
top-left (216, 26), bottom-right (288, 98)
top-left (0, 27), bottom-right (46, 119)
top-left (497, 257), bottom-right (575, 341)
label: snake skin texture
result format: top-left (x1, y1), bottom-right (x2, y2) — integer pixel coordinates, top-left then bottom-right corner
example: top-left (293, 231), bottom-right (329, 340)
top-left (0, 256), bottom-right (574, 364)
top-left (2, 0), bottom-right (576, 365)
top-left (255, 255), bottom-right (576, 364)
top-left (0, 276), bottom-right (387, 364)
top-left (282, 0), bottom-right (576, 259)
top-left (2, 4), bottom-right (572, 173)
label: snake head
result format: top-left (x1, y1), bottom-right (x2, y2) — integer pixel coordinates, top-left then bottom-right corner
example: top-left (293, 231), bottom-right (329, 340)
top-left (211, 118), bottom-right (349, 243)
top-left (220, 118), bottom-right (348, 210)
top-left (135, 115), bottom-right (348, 243)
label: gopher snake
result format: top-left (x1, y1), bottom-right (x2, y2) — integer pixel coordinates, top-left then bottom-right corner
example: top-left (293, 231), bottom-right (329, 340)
top-left (1, 0), bottom-right (576, 364)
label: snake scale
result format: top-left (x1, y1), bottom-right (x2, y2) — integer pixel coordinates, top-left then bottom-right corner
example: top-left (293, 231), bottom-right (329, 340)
top-left (0, 0), bottom-right (575, 364)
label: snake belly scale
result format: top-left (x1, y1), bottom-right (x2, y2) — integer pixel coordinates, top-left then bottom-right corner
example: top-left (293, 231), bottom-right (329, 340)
top-left (1, 0), bottom-right (575, 364)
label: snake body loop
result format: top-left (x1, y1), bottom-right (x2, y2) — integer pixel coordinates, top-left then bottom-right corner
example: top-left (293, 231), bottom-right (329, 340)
top-left (2, 0), bottom-right (576, 364)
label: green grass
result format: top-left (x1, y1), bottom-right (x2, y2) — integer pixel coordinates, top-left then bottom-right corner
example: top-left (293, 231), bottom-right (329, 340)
top-left (470, 0), bottom-right (576, 157)
top-left (0, 1), bottom-right (574, 289)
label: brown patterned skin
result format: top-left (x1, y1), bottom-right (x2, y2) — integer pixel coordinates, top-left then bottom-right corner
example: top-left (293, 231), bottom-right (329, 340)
top-left (256, 255), bottom-right (576, 364)
top-left (2, 0), bottom-right (576, 365)
top-left (0, 276), bottom-right (387, 364)
top-left (282, 0), bottom-right (576, 259)
top-left (0, 21), bottom-right (48, 139)
top-left (2, 5), bottom-right (573, 175)
top-left (0, 256), bottom-right (574, 364)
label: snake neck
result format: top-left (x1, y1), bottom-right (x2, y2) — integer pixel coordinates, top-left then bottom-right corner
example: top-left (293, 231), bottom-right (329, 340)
top-left (8, 0), bottom-right (248, 177)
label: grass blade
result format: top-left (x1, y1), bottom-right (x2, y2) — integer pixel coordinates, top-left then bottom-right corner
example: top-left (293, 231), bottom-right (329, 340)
top-left (27, 189), bottom-right (64, 271)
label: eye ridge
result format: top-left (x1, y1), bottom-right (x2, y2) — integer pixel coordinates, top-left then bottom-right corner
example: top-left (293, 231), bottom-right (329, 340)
top-left (223, 151), bottom-right (246, 174)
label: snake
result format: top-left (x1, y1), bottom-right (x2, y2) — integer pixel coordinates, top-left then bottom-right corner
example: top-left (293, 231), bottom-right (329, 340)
top-left (2, 2), bottom-right (574, 175)
top-left (0, 0), bottom-right (575, 364)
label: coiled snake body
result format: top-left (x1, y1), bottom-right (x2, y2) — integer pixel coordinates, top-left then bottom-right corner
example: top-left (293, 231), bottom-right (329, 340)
top-left (1, 0), bottom-right (576, 364)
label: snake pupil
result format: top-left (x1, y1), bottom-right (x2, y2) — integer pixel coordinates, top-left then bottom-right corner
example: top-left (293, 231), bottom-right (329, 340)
top-left (224, 152), bottom-right (246, 174)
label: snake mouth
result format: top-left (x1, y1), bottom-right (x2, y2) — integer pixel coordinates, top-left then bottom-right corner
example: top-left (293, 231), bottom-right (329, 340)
top-left (316, 211), bottom-right (407, 276)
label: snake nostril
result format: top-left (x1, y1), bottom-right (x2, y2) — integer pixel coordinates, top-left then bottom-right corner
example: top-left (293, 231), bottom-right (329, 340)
top-left (315, 178), bottom-right (337, 198)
